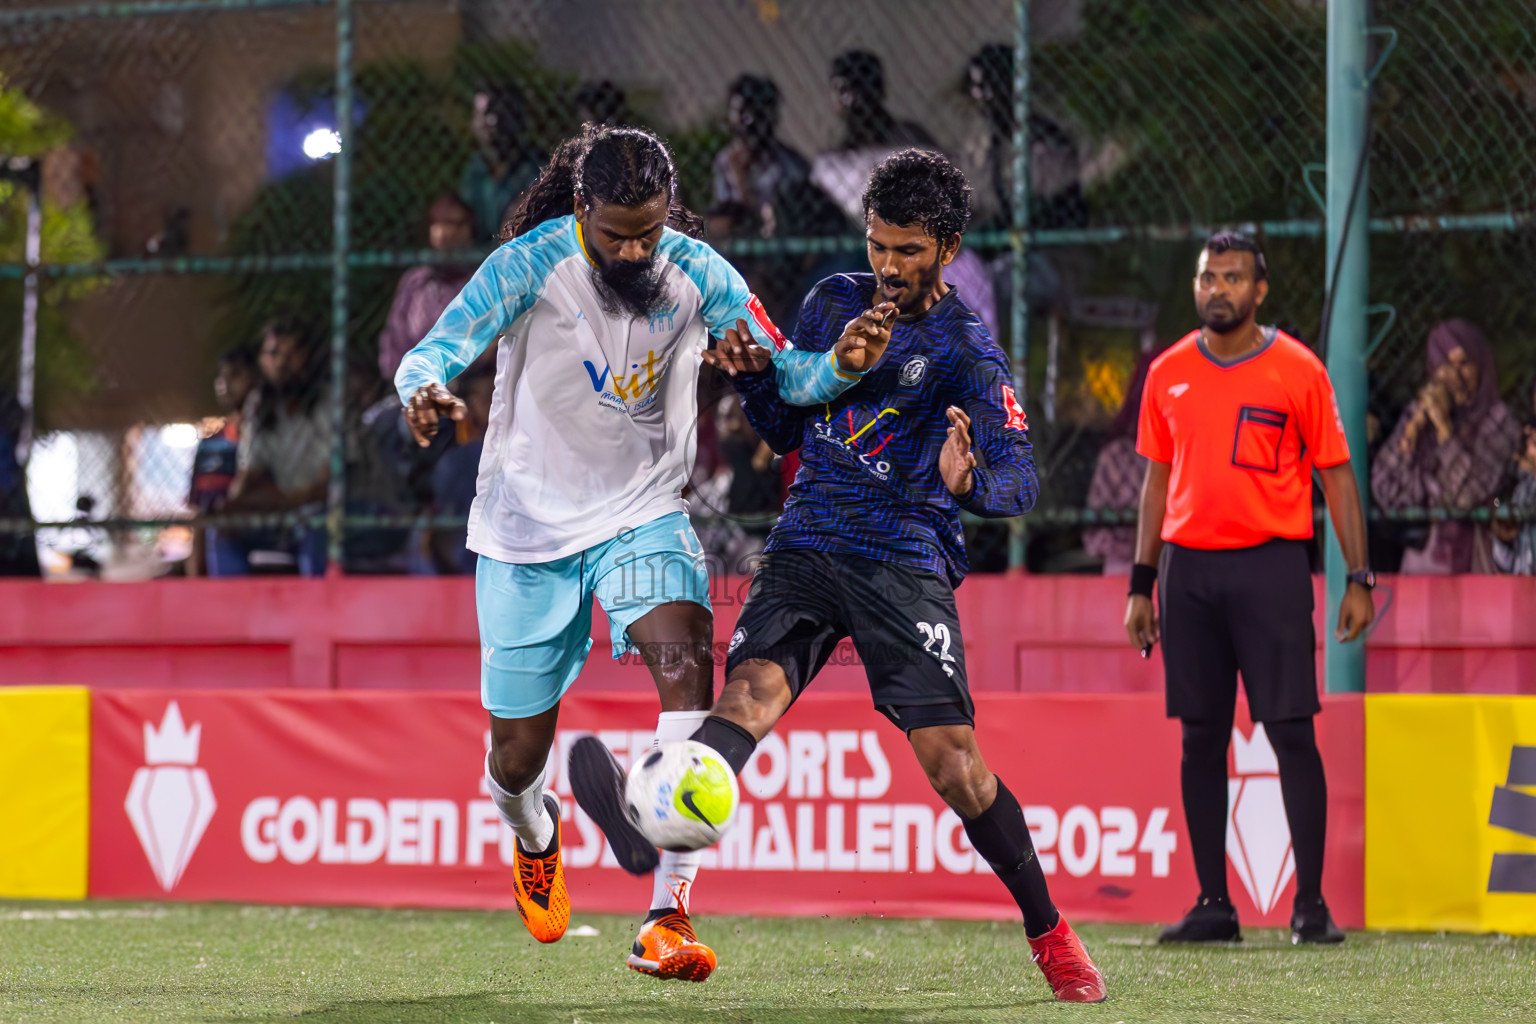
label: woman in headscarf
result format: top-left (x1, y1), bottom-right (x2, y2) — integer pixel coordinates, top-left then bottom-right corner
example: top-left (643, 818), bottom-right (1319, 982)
top-left (1492, 376), bottom-right (1536, 575)
top-left (1371, 319), bottom-right (1520, 573)
top-left (1084, 351), bottom-right (1156, 575)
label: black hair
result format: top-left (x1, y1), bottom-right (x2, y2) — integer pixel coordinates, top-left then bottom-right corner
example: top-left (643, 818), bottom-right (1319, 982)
top-left (253, 314), bottom-right (322, 427)
top-left (217, 346), bottom-right (257, 373)
top-left (832, 49), bottom-right (884, 101)
top-left (862, 149), bottom-right (973, 242)
top-left (1203, 230), bottom-right (1268, 281)
top-left (728, 74), bottom-right (780, 121)
top-left (505, 123), bottom-right (702, 240)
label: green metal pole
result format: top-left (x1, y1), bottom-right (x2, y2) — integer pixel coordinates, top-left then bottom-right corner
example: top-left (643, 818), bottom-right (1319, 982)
top-left (1325, 0), bottom-right (1369, 693)
top-left (327, 0), bottom-right (354, 574)
top-left (1008, 0), bottom-right (1031, 571)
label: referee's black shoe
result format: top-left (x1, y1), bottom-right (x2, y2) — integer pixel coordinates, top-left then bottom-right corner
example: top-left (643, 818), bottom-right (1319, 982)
top-left (1290, 897), bottom-right (1346, 945)
top-left (1157, 895), bottom-right (1242, 943)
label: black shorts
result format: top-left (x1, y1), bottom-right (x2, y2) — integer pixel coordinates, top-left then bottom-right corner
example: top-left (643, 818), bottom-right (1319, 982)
top-left (724, 548), bottom-right (974, 732)
top-left (1158, 538), bottom-right (1320, 723)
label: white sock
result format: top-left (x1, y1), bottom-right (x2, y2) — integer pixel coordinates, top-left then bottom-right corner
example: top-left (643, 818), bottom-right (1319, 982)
top-left (651, 710), bottom-right (710, 913)
top-left (485, 752), bottom-right (555, 854)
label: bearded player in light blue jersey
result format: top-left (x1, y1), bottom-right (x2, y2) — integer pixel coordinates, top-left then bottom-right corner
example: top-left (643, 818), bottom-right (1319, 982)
top-left (395, 124), bottom-right (891, 980)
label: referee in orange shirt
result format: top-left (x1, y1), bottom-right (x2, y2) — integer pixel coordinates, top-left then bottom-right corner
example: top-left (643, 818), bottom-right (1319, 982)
top-left (1125, 232), bottom-right (1375, 945)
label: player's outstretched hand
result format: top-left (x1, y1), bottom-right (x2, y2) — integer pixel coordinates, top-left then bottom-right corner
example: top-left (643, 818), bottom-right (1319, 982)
top-left (702, 318), bottom-right (773, 377)
top-left (834, 302), bottom-right (896, 375)
top-left (940, 406), bottom-right (976, 497)
top-left (405, 383), bottom-right (466, 447)
top-left (1125, 595), bottom-right (1158, 652)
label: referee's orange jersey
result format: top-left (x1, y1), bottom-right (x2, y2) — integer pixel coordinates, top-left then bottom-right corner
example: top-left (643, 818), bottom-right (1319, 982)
top-left (1137, 328), bottom-right (1350, 550)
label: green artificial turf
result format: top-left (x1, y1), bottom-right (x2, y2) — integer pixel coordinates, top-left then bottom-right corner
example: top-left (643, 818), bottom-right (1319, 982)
top-left (2, 901), bottom-right (1534, 1023)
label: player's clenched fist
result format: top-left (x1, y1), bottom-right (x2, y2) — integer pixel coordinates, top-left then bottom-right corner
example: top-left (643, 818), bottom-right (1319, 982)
top-left (405, 382), bottom-right (466, 447)
top-left (834, 302), bottom-right (895, 375)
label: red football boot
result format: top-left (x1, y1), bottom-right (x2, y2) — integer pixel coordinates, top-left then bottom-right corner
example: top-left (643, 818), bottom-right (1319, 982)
top-left (1028, 916), bottom-right (1107, 1003)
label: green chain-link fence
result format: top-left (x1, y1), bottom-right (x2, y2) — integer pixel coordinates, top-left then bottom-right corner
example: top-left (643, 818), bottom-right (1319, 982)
top-left (1, 0), bottom-right (1533, 580)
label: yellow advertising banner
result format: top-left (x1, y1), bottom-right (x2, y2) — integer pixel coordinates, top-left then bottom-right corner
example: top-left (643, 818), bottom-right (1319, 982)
top-left (1366, 695), bottom-right (1536, 933)
top-left (0, 687), bottom-right (90, 899)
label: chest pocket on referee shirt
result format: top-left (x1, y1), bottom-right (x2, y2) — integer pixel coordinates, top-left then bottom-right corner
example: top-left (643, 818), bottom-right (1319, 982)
top-left (1231, 406), bottom-right (1289, 473)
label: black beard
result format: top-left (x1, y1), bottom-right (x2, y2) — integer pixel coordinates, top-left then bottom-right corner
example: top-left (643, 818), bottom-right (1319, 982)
top-left (591, 255), bottom-right (669, 318)
top-left (1199, 303), bottom-right (1248, 333)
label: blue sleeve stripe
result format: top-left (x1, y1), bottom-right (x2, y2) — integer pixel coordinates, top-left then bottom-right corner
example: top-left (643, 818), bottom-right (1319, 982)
top-left (393, 217), bottom-right (581, 401)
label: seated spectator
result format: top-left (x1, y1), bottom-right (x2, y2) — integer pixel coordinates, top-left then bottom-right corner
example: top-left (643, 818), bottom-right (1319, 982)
top-left (378, 193), bottom-right (477, 382)
top-left (429, 364), bottom-right (494, 575)
top-left (189, 348), bottom-right (258, 513)
top-left (1493, 377), bottom-right (1536, 575)
top-left (343, 353), bottom-right (415, 573)
top-left (693, 395), bottom-right (782, 572)
top-left (1083, 353), bottom-right (1153, 575)
top-left (811, 50), bottom-right (937, 221)
top-left (0, 388), bottom-right (40, 576)
top-left (211, 318), bottom-right (331, 576)
top-left (1372, 319), bottom-right (1520, 573)
top-left (462, 87), bottom-right (544, 242)
top-left (712, 75), bottom-right (811, 232)
top-left (964, 43), bottom-right (1087, 231)
top-left (187, 348), bottom-right (258, 575)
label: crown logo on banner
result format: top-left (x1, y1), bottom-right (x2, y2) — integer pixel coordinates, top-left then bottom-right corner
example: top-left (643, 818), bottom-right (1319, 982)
top-left (144, 700), bottom-right (202, 766)
top-left (1225, 723), bottom-right (1296, 916)
top-left (126, 701), bottom-right (217, 891)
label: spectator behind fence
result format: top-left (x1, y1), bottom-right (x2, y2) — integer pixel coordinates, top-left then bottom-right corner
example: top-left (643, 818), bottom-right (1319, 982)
top-left (712, 75), bottom-right (811, 232)
top-left (1371, 319), bottom-right (1519, 574)
top-left (187, 348), bottom-right (258, 575)
top-left (378, 194), bottom-right (477, 381)
top-left (429, 364), bottom-right (494, 575)
top-left (342, 353), bottom-right (414, 573)
top-left (1492, 377), bottom-right (1536, 575)
top-left (692, 393), bottom-right (783, 572)
top-left (811, 50), bottom-right (937, 221)
top-left (463, 87), bottom-right (544, 242)
top-left (0, 389), bottom-right (40, 576)
top-left (964, 43), bottom-right (1088, 230)
top-left (211, 318), bottom-right (330, 576)
top-left (1083, 352), bottom-right (1155, 574)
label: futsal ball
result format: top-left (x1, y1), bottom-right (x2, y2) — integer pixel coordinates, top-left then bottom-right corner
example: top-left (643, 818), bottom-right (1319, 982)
top-left (624, 740), bottom-right (740, 852)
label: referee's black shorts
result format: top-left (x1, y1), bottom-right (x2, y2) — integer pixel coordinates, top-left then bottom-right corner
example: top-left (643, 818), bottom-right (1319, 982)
top-left (1158, 537), bottom-right (1320, 723)
top-left (724, 548), bottom-right (975, 732)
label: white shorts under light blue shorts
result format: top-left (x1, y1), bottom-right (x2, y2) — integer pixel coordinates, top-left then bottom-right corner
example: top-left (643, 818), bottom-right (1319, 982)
top-left (475, 511), bottom-right (711, 719)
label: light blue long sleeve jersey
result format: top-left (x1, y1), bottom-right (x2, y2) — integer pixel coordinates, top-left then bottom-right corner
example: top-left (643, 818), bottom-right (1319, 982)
top-left (394, 214), bottom-right (862, 563)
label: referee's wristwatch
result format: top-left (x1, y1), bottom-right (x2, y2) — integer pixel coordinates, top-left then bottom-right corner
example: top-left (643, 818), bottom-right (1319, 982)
top-left (1346, 569), bottom-right (1376, 590)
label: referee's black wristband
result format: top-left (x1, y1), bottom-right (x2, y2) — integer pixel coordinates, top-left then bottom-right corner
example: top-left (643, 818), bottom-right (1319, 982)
top-left (1129, 563), bottom-right (1158, 599)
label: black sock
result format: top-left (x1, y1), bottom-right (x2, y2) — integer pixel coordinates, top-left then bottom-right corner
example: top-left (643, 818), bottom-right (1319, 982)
top-left (1265, 717), bottom-right (1328, 905)
top-left (1180, 717), bottom-right (1232, 904)
top-left (962, 777), bottom-right (1059, 938)
top-left (691, 715), bottom-right (757, 775)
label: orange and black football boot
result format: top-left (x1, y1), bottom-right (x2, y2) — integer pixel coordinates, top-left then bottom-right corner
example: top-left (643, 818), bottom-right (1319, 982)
top-left (512, 793), bottom-right (570, 944)
top-left (627, 901), bottom-right (717, 982)
top-left (1028, 916), bottom-right (1107, 1003)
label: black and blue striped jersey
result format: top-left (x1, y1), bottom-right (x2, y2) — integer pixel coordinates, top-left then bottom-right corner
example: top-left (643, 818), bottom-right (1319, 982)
top-left (731, 272), bottom-right (1038, 586)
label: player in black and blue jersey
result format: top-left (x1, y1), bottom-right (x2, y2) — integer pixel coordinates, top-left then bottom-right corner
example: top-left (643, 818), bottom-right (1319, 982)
top-left (572, 150), bottom-right (1105, 1002)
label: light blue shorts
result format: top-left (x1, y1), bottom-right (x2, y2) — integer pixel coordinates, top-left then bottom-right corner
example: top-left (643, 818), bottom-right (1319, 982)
top-left (475, 512), bottom-right (711, 719)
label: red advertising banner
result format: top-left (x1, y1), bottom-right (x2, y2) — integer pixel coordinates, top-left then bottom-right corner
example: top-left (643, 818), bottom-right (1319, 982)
top-left (90, 691), bottom-right (1362, 927)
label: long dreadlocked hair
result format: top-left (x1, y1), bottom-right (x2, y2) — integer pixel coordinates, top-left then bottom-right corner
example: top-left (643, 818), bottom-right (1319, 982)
top-left (502, 123), bottom-right (703, 241)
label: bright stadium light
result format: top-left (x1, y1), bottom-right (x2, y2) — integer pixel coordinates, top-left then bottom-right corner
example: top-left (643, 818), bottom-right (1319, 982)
top-left (159, 423), bottom-right (199, 449)
top-left (302, 127), bottom-right (342, 161)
